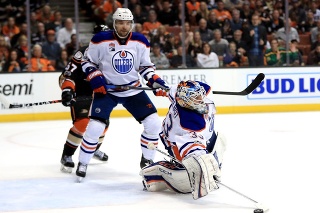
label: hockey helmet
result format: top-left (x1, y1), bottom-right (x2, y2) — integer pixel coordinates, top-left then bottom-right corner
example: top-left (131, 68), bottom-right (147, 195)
top-left (112, 8), bottom-right (134, 39)
top-left (112, 8), bottom-right (134, 21)
top-left (92, 25), bottom-right (109, 34)
top-left (176, 80), bottom-right (208, 114)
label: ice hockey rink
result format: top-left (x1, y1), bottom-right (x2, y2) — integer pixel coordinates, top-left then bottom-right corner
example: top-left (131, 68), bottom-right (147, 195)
top-left (0, 111), bottom-right (319, 213)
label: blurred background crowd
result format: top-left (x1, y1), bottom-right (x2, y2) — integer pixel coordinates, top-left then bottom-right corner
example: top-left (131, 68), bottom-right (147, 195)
top-left (1, 0), bottom-right (320, 72)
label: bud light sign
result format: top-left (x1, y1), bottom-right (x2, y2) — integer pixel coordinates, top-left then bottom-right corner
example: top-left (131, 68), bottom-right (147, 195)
top-left (248, 73), bottom-right (320, 99)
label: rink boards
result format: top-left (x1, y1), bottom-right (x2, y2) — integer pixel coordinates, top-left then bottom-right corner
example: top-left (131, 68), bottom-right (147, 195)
top-left (1, 67), bottom-right (320, 122)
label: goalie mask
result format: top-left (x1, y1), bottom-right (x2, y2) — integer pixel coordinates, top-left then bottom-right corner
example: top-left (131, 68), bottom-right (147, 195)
top-left (176, 80), bottom-right (208, 114)
top-left (112, 8), bottom-right (134, 39)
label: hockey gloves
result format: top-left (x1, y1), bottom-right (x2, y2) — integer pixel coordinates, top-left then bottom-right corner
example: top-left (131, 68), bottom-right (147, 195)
top-left (61, 88), bottom-right (74, 107)
top-left (147, 74), bottom-right (170, 96)
top-left (85, 67), bottom-right (107, 95)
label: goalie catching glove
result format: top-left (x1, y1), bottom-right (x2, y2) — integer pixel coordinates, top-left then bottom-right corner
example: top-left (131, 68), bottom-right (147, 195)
top-left (147, 74), bottom-right (170, 96)
top-left (85, 67), bottom-right (107, 95)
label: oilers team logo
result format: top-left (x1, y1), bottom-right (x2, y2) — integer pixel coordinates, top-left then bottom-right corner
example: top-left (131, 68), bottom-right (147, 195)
top-left (112, 50), bottom-right (134, 74)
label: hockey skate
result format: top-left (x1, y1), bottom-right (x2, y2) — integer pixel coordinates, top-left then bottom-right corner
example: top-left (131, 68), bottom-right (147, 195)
top-left (93, 150), bottom-right (108, 161)
top-left (140, 154), bottom-right (154, 169)
top-left (60, 155), bottom-right (75, 173)
top-left (76, 162), bottom-right (87, 182)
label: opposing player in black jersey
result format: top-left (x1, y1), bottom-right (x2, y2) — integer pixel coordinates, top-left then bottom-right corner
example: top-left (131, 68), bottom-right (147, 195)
top-left (59, 25), bottom-right (110, 173)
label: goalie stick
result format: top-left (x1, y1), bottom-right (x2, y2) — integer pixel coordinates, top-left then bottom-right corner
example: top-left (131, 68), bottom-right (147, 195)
top-left (212, 73), bottom-right (265, 95)
top-left (147, 143), bottom-right (269, 212)
top-left (107, 73), bottom-right (265, 96)
top-left (8, 97), bottom-right (92, 109)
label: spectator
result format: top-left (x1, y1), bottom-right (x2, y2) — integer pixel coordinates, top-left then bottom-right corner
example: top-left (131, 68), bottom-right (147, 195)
top-left (264, 38), bottom-right (287, 66)
top-left (303, 10), bottom-right (317, 33)
top-left (26, 44), bottom-right (55, 72)
top-left (163, 33), bottom-right (177, 59)
top-left (186, 0), bottom-right (200, 26)
top-left (309, 0), bottom-right (320, 22)
top-left (45, 10), bottom-right (63, 32)
top-left (221, 19), bottom-right (234, 42)
top-left (65, 34), bottom-right (79, 59)
top-left (170, 44), bottom-right (196, 68)
top-left (213, 0), bottom-right (232, 22)
top-left (289, 0), bottom-right (306, 33)
top-left (31, 21), bottom-right (46, 46)
top-left (275, 18), bottom-right (300, 43)
top-left (179, 22), bottom-right (194, 49)
top-left (1, 16), bottom-right (20, 40)
top-left (0, 35), bottom-right (10, 62)
top-left (195, 1), bottom-right (210, 23)
top-left (151, 25), bottom-right (168, 49)
top-left (307, 43), bottom-right (320, 65)
top-left (209, 29), bottom-right (229, 58)
top-left (30, 12), bottom-right (40, 34)
top-left (196, 42), bottom-right (219, 68)
top-left (223, 41), bottom-right (242, 67)
top-left (2, 49), bottom-right (24, 72)
top-left (150, 43), bottom-right (170, 69)
top-left (132, 4), bottom-right (147, 25)
top-left (102, 0), bottom-right (122, 20)
top-left (207, 10), bottom-right (222, 31)
top-left (38, 4), bottom-right (54, 24)
top-left (198, 18), bottom-right (214, 43)
top-left (230, 8), bottom-right (243, 32)
top-left (310, 20), bottom-right (320, 44)
top-left (42, 29), bottom-right (62, 64)
top-left (188, 31), bottom-right (203, 59)
top-left (10, 22), bottom-right (27, 48)
top-left (311, 33), bottom-right (320, 50)
top-left (14, 35), bottom-right (28, 64)
top-left (134, 23), bottom-right (144, 33)
top-left (266, 9), bottom-right (284, 34)
top-left (242, 14), bottom-right (267, 66)
top-left (289, 39), bottom-right (303, 66)
top-left (158, 0), bottom-right (177, 26)
top-left (142, 10), bottom-right (162, 36)
top-left (57, 18), bottom-right (76, 49)
top-left (231, 29), bottom-right (247, 56)
top-left (55, 49), bottom-right (69, 71)
top-left (239, 1), bottom-right (253, 22)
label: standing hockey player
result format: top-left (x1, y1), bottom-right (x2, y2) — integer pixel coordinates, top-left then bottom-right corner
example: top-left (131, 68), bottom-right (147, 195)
top-left (140, 80), bottom-right (227, 200)
top-left (76, 8), bottom-right (169, 181)
top-left (59, 25), bottom-right (110, 173)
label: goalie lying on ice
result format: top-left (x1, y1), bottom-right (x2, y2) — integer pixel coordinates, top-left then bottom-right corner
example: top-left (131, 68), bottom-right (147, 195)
top-left (140, 80), bottom-right (227, 200)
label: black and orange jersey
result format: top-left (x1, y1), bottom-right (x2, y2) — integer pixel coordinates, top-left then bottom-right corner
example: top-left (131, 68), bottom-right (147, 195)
top-left (59, 46), bottom-right (92, 97)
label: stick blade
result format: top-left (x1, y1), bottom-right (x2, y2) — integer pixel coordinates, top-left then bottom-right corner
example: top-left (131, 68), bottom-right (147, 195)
top-left (244, 73), bottom-right (265, 95)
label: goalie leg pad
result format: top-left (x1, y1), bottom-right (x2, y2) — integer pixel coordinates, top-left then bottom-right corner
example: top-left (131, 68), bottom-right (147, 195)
top-left (141, 161), bottom-right (191, 193)
top-left (182, 153), bottom-right (220, 200)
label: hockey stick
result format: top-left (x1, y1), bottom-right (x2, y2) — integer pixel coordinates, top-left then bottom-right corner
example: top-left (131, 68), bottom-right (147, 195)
top-left (147, 143), bottom-right (269, 211)
top-left (8, 96), bottom-right (92, 109)
top-left (212, 73), bottom-right (265, 95)
top-left (9, 100), bottom-right (62, 108)
top-left (106, 85), bottom-right (167, 91)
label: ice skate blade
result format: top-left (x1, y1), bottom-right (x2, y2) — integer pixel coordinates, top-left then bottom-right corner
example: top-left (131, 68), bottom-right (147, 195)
top-left (60, 164), bottom-right (73, 173)
top-left (77, 177), bottom-right (84, 183)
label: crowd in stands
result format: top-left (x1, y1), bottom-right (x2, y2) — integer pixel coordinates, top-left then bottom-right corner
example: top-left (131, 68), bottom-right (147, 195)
top-left (1, 0), bottom-right (320, 72)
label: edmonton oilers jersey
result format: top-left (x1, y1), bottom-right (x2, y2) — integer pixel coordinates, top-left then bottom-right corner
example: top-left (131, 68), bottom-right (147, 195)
top-left (82, 30), bottom-right (155, 97)
top-left (160, 83), bottom-right (216, 157)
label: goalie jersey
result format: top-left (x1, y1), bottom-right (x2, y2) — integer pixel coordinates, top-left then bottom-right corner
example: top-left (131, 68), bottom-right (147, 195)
top-left (82, 30), bottom-right (156, 97)
top-left (160, 82), bottom-right (216, 161)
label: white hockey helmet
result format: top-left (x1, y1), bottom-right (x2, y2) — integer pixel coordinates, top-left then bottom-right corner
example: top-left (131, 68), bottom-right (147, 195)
top-left (176, 80), bottom-right (208, 114)
top-left (113, 8), bottom-right (134, 21)
top-left (112, 8), bottom-right (134, 38)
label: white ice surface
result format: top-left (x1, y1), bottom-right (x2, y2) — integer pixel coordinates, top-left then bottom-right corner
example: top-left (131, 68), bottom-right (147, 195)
top-left (0, 111), bottom-right (319, 213)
